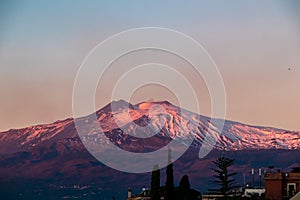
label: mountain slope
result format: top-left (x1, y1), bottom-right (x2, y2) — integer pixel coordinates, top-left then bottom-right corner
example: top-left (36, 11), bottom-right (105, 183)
top-left (1, 100), bottom-right (300, 199)
top-left (0, 100), bottom-right (299, 155)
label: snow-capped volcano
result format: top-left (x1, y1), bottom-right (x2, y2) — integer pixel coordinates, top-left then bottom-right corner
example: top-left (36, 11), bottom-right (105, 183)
top-left (91, 100), bottom-right (300, 151)
top-left (1, 100), bottom-right (299, 154)
top-left (1, 100), bottom-right (300, 199)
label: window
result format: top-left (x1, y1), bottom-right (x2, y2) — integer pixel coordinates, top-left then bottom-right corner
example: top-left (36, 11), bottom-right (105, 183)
top-left (287, 183), bottom-right (296, 197)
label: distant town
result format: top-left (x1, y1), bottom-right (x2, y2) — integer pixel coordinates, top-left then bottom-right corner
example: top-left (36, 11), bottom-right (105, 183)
top-left (126, 153), bottom-right (300, 200)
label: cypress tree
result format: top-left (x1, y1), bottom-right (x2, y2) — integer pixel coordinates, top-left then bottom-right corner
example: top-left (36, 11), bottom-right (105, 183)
top-left (179, 175), bottom-right (190, 200)
top-left (165, 149), bottom-right (175, 200)
top-left (151, 164), bottom-right (160, 200)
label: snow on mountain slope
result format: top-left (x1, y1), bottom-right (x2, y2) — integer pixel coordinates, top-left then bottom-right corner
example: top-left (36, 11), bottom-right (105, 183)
top-left (0, 100), bottom-right (299, 154)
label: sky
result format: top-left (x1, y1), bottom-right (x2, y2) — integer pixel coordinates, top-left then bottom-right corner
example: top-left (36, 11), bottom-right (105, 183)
top-left (0, 0), bottom-right (300, 131)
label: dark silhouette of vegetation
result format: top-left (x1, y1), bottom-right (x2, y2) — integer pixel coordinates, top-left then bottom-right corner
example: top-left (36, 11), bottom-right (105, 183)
top-left (189, 189), bottom-right (202, 200)
top-left (151, 164), bottom-right (160, 200)
top-left (148, 150), bottom-right (201, 200)
top-left (179, 175), bottom-right (190, 200)
top-left (291, 167), bottom-right (300, 173)
top-left (175, 175), bottom-right (201, 200)
top-left (165, 149), bottom-right (175, 200)
top-left (210, 156), bottom-right (239, 198)
top-left (267, 165), bottom-right (275, 173)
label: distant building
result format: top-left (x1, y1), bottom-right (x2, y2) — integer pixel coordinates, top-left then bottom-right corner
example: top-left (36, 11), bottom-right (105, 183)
top-left (243, 188), bottom-right (265, 198)
top-left (127, 187), bottom-right (152, 200)
top-left (201, 194), bottom-right (223, 200)
top-left (202, 193), bottom-right (241, 200)
top-left (127, 187), bottom-right (201, 200)
top-left (265, 171), bottom-right (300, 200)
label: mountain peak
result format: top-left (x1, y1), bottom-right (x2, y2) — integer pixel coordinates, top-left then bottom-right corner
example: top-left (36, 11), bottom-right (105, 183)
top-left (111, 99), bottom-right (130, 105)
top-left (98, 99), bottom-right (176, 114)
top-left (136, 100), bottom-right (173, 110)
top-left (1, 99), bottom-right (300, 154)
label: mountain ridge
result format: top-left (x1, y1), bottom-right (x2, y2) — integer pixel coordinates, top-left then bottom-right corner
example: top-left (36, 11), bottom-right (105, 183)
top-left (3, 99), bottom-right (297, 133)
top-left (0, 100), bottom-right (299, 155)
top-left (1, 100), bottom-right (300, 199)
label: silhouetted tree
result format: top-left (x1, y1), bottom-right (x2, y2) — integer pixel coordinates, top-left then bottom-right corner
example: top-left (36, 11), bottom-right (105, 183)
top-left (189, 189), bottom-right (201, 200)
top-left (175, 175), bottom-right (201, 200)
top-left (268, 165), bottom-right (274, 172)
top-left (291, 167), bottom-right (300, 173)
top-left (165, 149), bottom-right (175, 200)
top-left (210, 156), bottom-right (238, 198)
top-left (151, 164), bottom-right (160, 200)
top-left (179, 175), bottom-right (191, 200)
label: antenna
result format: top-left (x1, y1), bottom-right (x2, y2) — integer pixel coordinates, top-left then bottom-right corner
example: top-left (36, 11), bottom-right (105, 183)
top-left (243, 172), bottom-right (246, 187)
top-left (259, 168), bottom-right (262, 188)
top-left (251, 168), bottom-right (255, 187)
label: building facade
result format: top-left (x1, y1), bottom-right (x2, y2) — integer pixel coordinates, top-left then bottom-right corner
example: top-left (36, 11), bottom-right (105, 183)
top-left (265, 171), bottom-right (300, 200)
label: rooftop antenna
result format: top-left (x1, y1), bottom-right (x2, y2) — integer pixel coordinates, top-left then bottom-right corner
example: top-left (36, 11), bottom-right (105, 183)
top-left (243, 172), bottom-right (246, 187)
top-left (251, 168), bottom-right (255, 187)
top-left (259, 168), bottom-right (262, 188)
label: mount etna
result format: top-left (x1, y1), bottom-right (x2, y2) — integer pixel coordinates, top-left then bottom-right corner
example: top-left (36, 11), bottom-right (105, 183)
top-left (0, 100), bottom-right (299, 199)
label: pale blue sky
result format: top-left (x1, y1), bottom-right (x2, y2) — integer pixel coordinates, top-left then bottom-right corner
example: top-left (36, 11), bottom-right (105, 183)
top-left (0, 0), bottom-right (300, 131)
